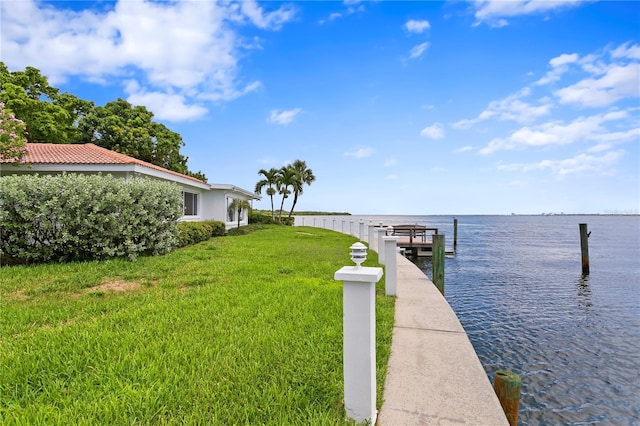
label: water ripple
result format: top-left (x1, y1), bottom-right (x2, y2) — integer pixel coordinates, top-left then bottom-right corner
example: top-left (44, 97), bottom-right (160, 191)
top-left (411, 215), bottom-right (640, 425)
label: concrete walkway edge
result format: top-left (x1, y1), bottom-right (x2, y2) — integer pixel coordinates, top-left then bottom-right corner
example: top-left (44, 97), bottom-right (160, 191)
top-left (376, 251), bottom-right (509, 425)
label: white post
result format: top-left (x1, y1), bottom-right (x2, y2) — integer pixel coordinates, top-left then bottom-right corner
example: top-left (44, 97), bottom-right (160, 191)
top-left (368, 223), bottom-right (375, 248)
top-left (350, 220), bottom-right (354, 236)
top-left (382, 236), bottom-right (399, 296)
top-left (377, 228), bottom-right (386, 265)
top-left (342, 220), bottom-right (345, 234)
top-left (333, 219), bottom-right (336, 231)
top-left (323, 218), bottom-right (326, 229)
top-left (334, 243), bottom-right (383, 424)
top-left (302, 217), bottom-right (305, 226)
top-left (359, 220), bottom-right (364, 241)
top-left (313, 218), bottom-right (316, 227)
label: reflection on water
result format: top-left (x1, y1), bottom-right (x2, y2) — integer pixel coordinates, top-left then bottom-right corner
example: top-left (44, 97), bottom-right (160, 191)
top-left (576, 275), bottom-right (592, 309)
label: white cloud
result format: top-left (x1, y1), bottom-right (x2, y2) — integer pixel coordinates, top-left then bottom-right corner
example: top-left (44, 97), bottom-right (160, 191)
top-left (555, 62), bottom-right (640, 107)
top-left (498, 151), bottom-right (623, 176)
top-left (533, 42), bottom-right (640, 107)
top-left (268, 108), bottom-right (303, 125)
top-left (454, 145), bottom-right (475, 153)
top-left (471, 0), bottom-right (588, 27)
top-left (409, 42), bottom-right (430, 59)
top-left (125, 81), bottom-right (207, 121)
top-left (535, 53), bottom-right (579, 85)
top-left (319, 4), bottom-right (364, 24)
top-left (420, 122), bottom-right (445, 139)
top-left (405, 19), bottom-right (431, 33)
top-left (239, 1), bottom-right (296, 30)
top-left (344, 146), bottom-right (375, 158)
top-left (610, 41), bottom-right (640, 60)
top-left (479, 109), bottom-right (636, 154)
top-left (452, 87), bottom-right (552, 128)
top-left (0, 0), bottom-right (295, 121)
top-left (386, 174), bottom-right (398, 180)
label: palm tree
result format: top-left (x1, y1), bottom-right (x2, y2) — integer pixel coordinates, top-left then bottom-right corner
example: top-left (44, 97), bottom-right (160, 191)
top-left (255, 167), bottom-right (279, 220)
top-left (277, 166), bottom-right (297, 222)
top-left (288, 160), bottom-right (316, 219)
top-left (229, 198), bottom-right (251, 228)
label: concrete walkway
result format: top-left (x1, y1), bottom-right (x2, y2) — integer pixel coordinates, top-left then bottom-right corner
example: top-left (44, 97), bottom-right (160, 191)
top-left (376, 253), bottom-right (508, 425)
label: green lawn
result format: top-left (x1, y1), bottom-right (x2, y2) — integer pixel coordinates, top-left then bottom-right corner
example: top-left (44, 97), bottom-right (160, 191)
top-left (0, 226), bottom-right (394, 425)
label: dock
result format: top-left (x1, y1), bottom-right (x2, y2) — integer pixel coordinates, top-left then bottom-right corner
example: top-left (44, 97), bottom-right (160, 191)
top-left (389, 224), bottom-right (455, 257)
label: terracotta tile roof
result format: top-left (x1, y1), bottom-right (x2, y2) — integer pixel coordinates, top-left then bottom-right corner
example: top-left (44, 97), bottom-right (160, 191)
top-left (3, 143), bottom-right (206, 184)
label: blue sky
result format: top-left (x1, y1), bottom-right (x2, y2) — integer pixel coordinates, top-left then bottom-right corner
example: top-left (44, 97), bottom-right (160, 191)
top-left (2, 0), bottom-right (639, 214)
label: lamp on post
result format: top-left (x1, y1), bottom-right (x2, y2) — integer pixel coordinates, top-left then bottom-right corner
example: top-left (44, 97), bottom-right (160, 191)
top-left (335, 242), bottom-right (383, 424)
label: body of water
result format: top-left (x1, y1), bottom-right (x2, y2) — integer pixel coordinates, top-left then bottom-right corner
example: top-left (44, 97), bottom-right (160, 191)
top-left (296, 214), bottom-right (640, 425)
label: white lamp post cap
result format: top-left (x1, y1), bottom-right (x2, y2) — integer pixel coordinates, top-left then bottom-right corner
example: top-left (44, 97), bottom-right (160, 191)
top-left (350, 242), bottom-right (368, 268)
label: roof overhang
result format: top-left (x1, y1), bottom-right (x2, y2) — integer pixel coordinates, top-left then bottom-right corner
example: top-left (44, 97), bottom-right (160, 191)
top-left (0, 163), bottom-right (212, 190)
top-left (209, 183), bottom-right (261, 200)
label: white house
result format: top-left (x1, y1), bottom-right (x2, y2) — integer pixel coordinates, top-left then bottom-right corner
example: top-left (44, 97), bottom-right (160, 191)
top-left (0, 143), bottom-right (260, 229)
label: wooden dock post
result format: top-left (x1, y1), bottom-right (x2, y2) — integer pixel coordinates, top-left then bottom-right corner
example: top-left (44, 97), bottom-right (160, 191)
top-left (453, 217), bottom-right (458, 253)
top-left (432, 234), bottom-right (445, 295)
top-left (579, 223), bottom-right (590, 275)
top-left (493, 370), bottom-right (521, 426)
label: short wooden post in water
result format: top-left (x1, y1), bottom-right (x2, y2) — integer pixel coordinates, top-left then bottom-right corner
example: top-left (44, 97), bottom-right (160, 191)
top-left (432, 234), bottom-right (445, 295)
top-left (382, 236), bottom-right (399, 296)
top-left (334, 243), bottom-right (383, 424)
top-left (579, 223), bottom-right (590, 275)
top-left (453, 217), bottom-right (458, 253)
top-left (493, 370), bottom-right (521, 426)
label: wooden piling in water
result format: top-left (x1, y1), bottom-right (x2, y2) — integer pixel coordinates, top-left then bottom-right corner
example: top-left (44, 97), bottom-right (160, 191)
top-left (579, 223), bottom-right (590, 275)
top-left (493, 370), bottom-right (521, 426)
top-left (432, 234), bottom-right (445, 295)
top-left (453, 217), bottom-right (458, 253)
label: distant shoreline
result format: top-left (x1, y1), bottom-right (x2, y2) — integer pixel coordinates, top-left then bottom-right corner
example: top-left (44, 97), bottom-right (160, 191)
top-left (288, 212), bottom-right (639, 217)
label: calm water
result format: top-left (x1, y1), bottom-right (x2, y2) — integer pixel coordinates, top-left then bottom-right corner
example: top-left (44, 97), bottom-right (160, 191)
top-left (297, 215), bottom-right (640, 425)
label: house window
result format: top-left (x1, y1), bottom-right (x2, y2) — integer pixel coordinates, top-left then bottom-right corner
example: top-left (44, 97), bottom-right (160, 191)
top-left (227, 197), bottom-right (235, 222)
top-left (183, 192), bottom-right (198, 216)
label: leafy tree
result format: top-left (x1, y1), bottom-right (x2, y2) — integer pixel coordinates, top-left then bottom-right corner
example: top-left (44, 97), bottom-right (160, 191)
top-left (0, 102), bottom-right (28, 162)
top-left (228, 198), bottom-right (251, 228)
top-left (0, 64), bottom-right (206, 181)
top-left (77, 99), bottom-right (188, 172)
top-left (255, 167), bottom-right (280, 220)
top-left (0, 63), bottom-right (93, 144)
top-left (287, 160), bottom-right (315, 219)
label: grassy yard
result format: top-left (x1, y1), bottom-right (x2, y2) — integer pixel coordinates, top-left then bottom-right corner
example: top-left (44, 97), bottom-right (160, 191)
top-left (0, 226), bottom-right (394, 425)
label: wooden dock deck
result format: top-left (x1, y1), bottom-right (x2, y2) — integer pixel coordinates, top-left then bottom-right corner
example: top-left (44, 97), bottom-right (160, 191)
top-left (390, 224), bottom-right (455, 257)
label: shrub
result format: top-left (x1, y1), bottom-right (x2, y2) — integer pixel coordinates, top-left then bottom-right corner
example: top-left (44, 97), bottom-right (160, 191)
top-left (176, 220), bottom-right (226, 247)
top-left (226, 224), bottom-right (266, 236)
top-left (248, 211), bottom-right (278, 224)
top-left (0, 174), bottom-right (182, 263)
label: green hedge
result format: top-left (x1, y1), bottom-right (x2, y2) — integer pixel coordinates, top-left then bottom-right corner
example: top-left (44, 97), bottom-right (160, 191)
top-left (248, 211), bottom-right (278, 224)
top-left (176, 220), bottom-right (226, 247)
top-left (0, 174), bottom-right (182, 263)
top-left (226, 224), bottom-right (266, 236)
top-left (248, 212), bottom-right (294, 226)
